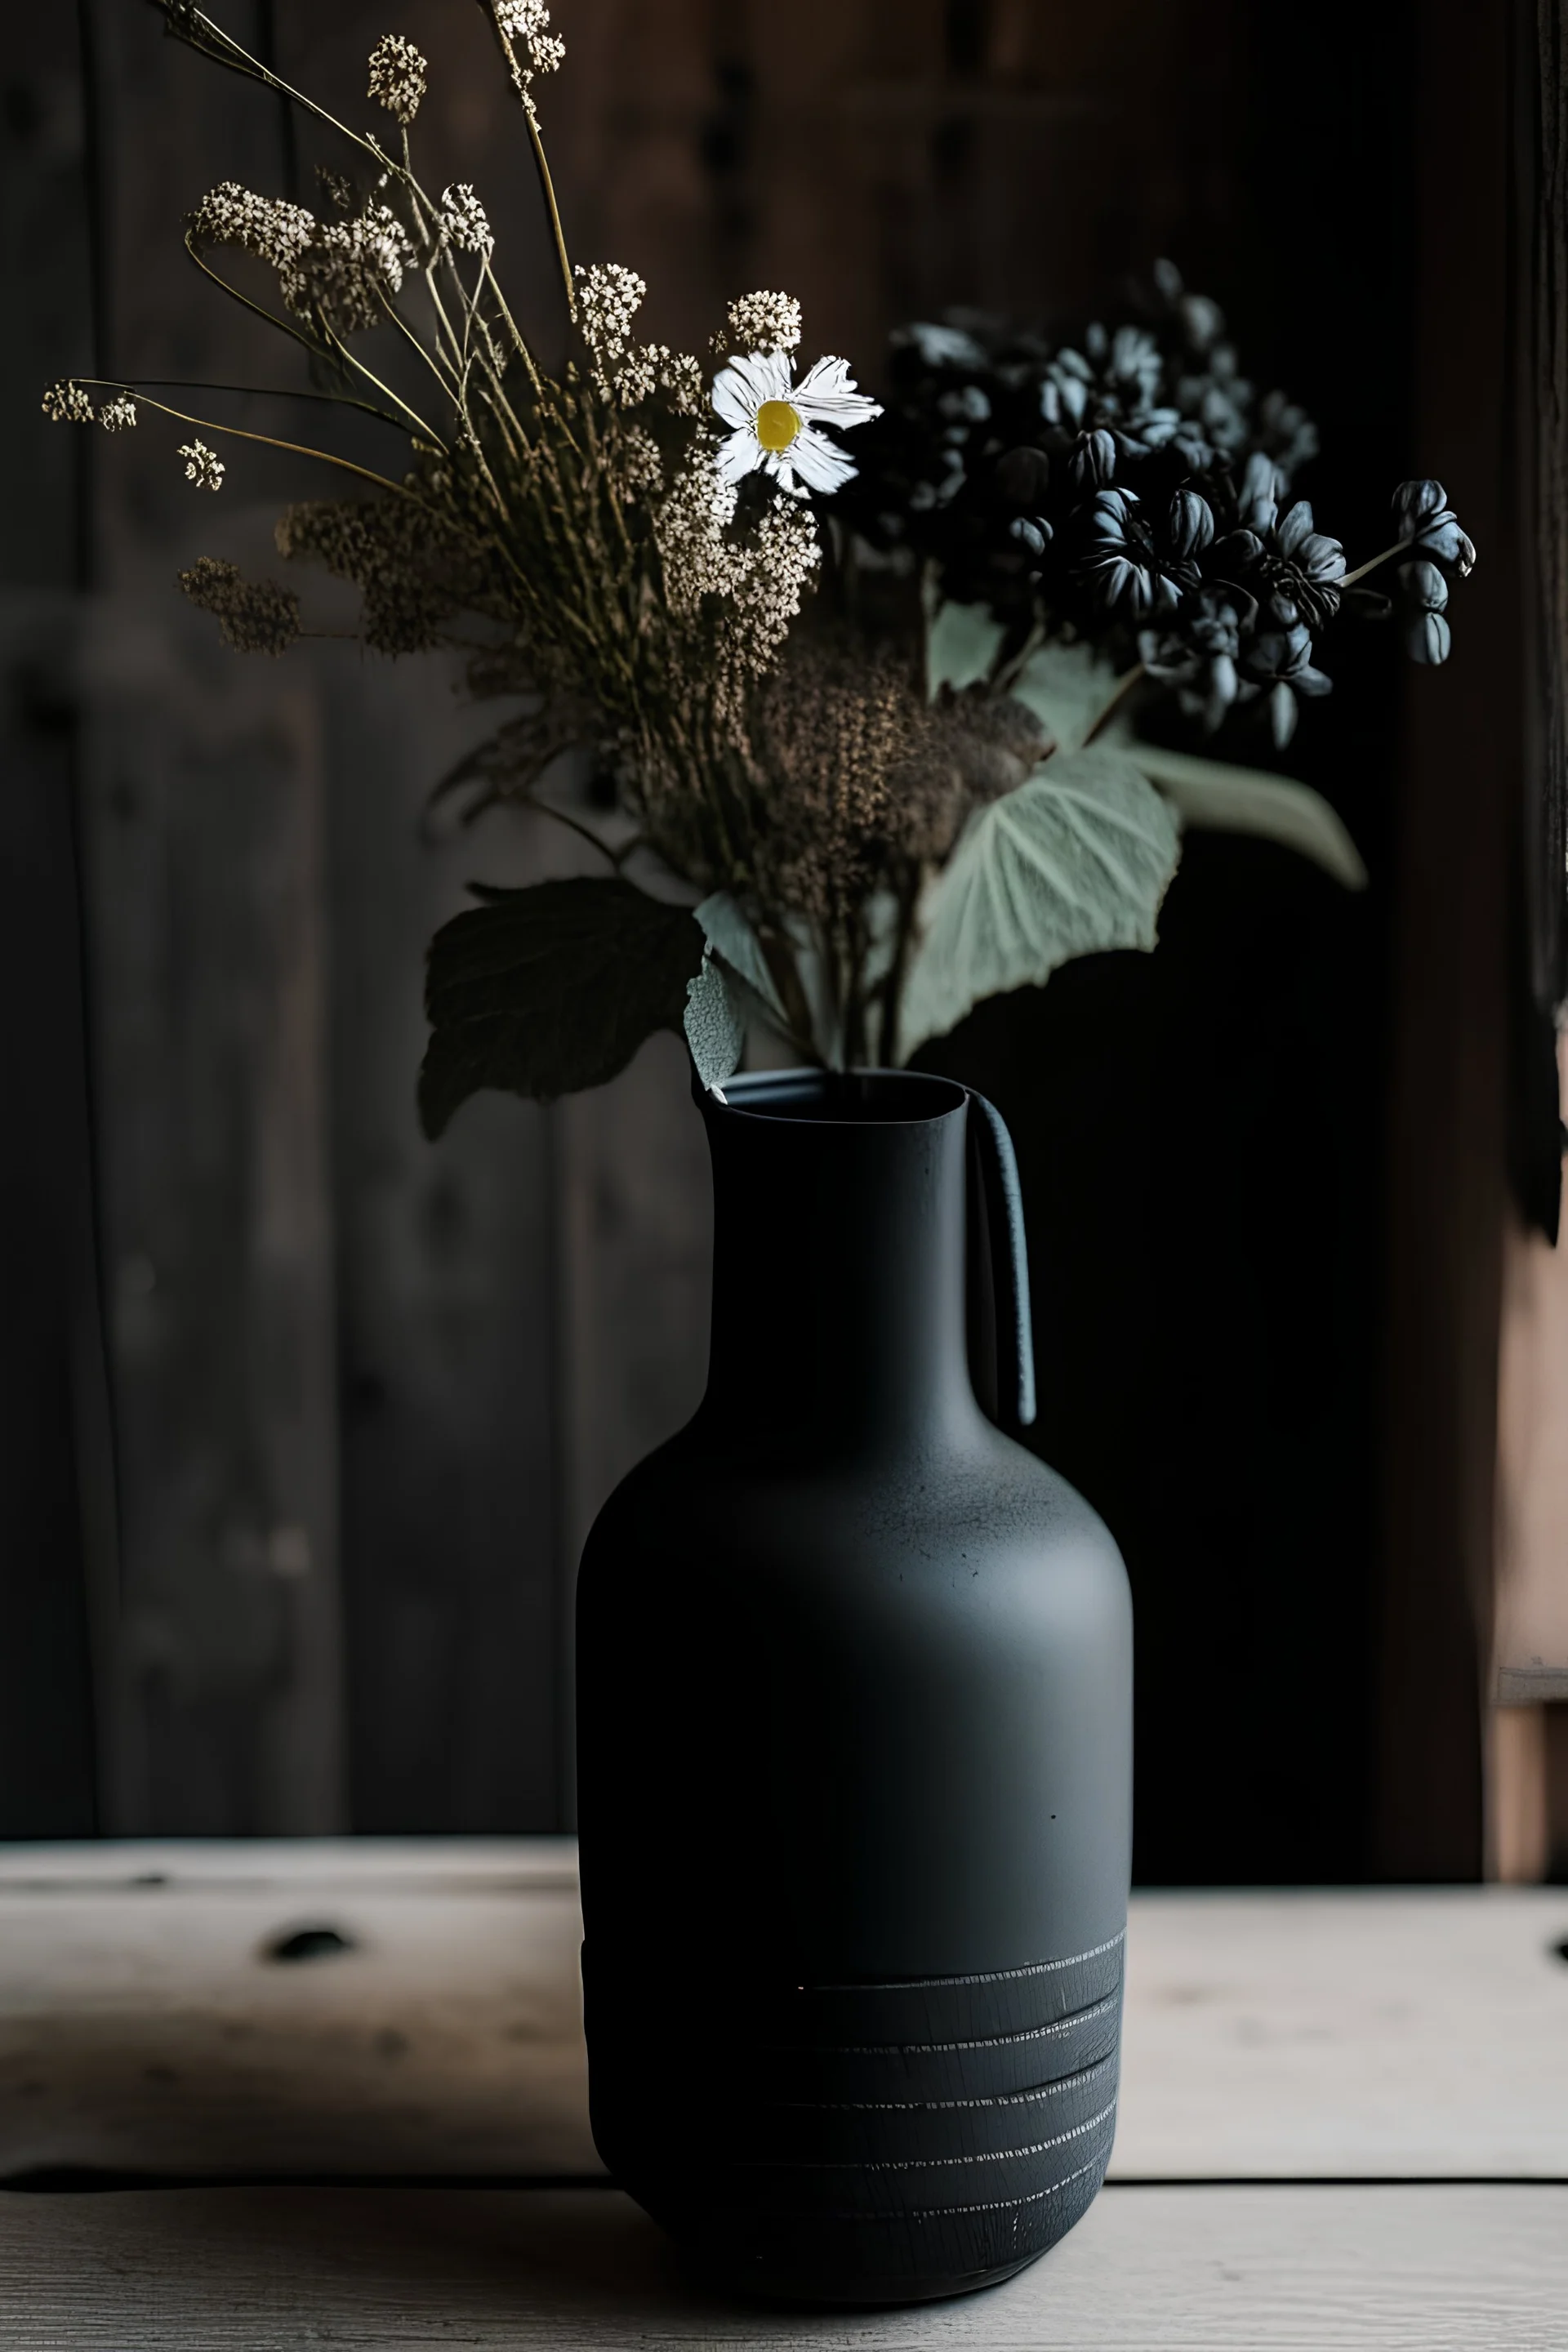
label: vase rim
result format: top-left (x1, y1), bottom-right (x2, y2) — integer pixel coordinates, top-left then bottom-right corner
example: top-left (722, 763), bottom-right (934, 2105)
top-left (703, 1068), bottom-right (968, 1129)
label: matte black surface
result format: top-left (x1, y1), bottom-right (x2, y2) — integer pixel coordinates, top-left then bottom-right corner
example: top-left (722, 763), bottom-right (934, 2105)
top-left (577, 1071), bottom-right (1133, 2302)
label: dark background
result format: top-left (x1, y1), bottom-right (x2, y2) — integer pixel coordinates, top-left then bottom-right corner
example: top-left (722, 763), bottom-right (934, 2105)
top-left (2, 0), bottom-right (1509, 1878)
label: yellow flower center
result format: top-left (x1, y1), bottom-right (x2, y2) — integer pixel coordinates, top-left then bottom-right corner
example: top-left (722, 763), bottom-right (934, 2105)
top-left (755, 398), bottom-right (802, 453)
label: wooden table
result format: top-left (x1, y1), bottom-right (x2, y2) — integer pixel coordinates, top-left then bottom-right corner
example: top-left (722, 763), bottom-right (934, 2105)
top-left (2, 1843), bottom-right (1566, 2347)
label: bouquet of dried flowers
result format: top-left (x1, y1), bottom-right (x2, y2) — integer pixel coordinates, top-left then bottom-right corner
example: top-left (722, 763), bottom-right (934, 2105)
top-left (46, 2), bottom-right (1476, 1126)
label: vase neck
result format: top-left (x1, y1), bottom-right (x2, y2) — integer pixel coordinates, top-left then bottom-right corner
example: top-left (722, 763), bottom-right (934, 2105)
top-left (697, 1072), bottom-right (983, 1459)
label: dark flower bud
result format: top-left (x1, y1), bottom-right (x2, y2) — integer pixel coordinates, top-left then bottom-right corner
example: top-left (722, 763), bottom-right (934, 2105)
top-left (938, 383), bottom-right (992, 425)
top-left (1398, 558), bottom-right (1449, 612)
top-left (1210, 528), bottom-right (1263, 572)
top-left (903, 321), bottom-right (989, 368)
top-left (1009, 515), bottom-right (1052, 557)
top-left (1069, 428), bottom-right (1118, 490)
top-left (1392, 479), bottom-right (1447, 536)
top-left (1181, 293), bottom-right (1226, 350)
top-left (1168, 488), bottom-right (1215, 559)
top-left (1407, 610), bottom-right (1453, 665)
top-left (1411, 513), bottom-right (1477, 576)
top-left (1040, 374), bottom-right (1088, 429)
top-left (1207, 651), bottom-right (1240, 724)
top-left (1153, 256), bottom-right (1184, 302)
top-left (995, 445), bottom-right (1052, 504)
top-left (1238, 450), bottom-right (1283, 535)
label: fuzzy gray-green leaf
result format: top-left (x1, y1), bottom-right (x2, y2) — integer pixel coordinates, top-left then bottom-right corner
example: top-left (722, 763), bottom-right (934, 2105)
top-left (898, 749), bottom-right (1182, 1057)
top-left (684, 951), bottom-right (746, 1090)
top-left (419, 876), bottom-right (705, 1134)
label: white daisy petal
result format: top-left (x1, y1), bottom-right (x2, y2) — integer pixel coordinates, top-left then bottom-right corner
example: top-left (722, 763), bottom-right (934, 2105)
top-left (715, 425), bottom-right (763, 485)
top-left (724, 350), bottom-right (793, 411)
top-left (793, 354), bottom-right (853, 401)
top-left (711, 365), bottom-right (756, 430)
top-left (792, 354), bottom-right (883, 429)
top-left (786, 424), bottom-right (858, 495)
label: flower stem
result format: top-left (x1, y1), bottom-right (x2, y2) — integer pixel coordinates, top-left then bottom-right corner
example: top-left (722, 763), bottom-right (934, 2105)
top-left (1339, 539), bottom-right (1411, 590)
top-left (1081, 662), bottom-right (1146, 746)
top-left (526, 109), bottom-right (577, 326)
top-left (125, 393), bottom-right (422, 501)
top-left (93, 375), bottom-right (413, 434)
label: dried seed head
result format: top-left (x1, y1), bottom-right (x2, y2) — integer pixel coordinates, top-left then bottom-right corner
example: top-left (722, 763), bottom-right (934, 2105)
top-left (367, 33), bottom-right (427, 127)
top-left (494, 0), bottom-right (565, 85)
top-left (715, 291), bottom-right (803, 358)
top-left (178, 439), bottom-right (225, 492)
top-left (179, 556), bottom-right (301, 655)
top-left (42, 381), bottom-right (94, 424)
top-left (438, 184), bottom-right (493, 256)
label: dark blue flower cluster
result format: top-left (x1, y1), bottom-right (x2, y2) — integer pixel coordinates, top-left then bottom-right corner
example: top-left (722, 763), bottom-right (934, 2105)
top-left (837, 267), bottom-right (1475, 751)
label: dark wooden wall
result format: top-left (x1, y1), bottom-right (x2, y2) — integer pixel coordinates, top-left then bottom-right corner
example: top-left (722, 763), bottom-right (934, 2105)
top-left (2, 0), bottom-right (1441, 1869)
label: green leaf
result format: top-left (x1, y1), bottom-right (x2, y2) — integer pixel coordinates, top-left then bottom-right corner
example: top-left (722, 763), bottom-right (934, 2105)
top-left (419, 877), bottom-right (705, 1135)
top-left (1121, 742), bottom-right (1368, 891)
top-left (926, 599), bottom-right (1006, 699)
top-left (1009, 639), bottom-right (1131, 755)
top-left (898, 750), bottom-right (1182, 1058)
top-left (684, 953), bottom-right (746, 1090)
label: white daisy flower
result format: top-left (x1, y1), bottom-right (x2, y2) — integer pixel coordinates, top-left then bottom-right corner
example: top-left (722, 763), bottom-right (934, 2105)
top-left (711, 351), bottom-right (882, 498)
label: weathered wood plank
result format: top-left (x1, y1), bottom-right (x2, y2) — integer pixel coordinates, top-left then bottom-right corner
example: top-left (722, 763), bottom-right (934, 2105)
top-left (2, 2184), bottom-right (1564, 2348)
top-left (2, 1850), bottom-right (1566, 2185)
top-left (78, 0), bottom-right (346, 1833)
top-left (0, 4), bottom-right (105, 1841)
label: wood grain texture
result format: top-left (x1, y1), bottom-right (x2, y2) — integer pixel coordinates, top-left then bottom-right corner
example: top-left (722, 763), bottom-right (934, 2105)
top-left (2, 1847), bottom-right (1566, 2185)
top-left (0, 1842), bottom-right (594, 2180)
top-left (1117, 1888), bottom-right (1568, 2179)
top-left (79, 0), bottom-right (346, 1834)
top-left (2, 2184), bottom-right (1565, 2348)
top-left (0, 7), bottom-right (105, 1840)
top-left (1376, 0), bottom-right (1514, 1882)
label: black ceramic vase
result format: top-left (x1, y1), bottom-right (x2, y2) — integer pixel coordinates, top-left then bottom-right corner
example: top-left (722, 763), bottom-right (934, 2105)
top-left (576, 1069), bottom-right (1132, 2305)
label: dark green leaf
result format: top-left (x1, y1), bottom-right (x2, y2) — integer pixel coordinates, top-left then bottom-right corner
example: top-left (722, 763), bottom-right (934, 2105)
top-left (418, 877), bottom-right (705, 1135)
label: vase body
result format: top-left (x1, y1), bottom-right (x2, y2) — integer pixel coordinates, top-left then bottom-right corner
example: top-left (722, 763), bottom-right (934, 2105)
top-left (575, 1069), bottom-right (1132, 2304)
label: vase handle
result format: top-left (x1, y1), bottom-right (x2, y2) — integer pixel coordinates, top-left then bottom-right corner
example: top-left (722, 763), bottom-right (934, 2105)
top-left (964, 1091), bottom-right (1037, 1430)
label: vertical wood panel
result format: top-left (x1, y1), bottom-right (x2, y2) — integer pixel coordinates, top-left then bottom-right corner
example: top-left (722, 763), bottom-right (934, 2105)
top-left (1376, 0), bottom-right (1518, 1878)
top-left (81, 3), bottom-right (345, 1832)
top-left (0, 15), bottom-right (109, 1838)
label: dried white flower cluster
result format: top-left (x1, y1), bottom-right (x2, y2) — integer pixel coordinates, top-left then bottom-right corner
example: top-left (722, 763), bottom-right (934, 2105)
top-left (179, 439), bottom-right (225, 491)
top-left (615, 343), bottom-right (704, 415)
top-left (188, 180), bottom-right (315, 270)
top-left (723, 493), bottom-right (822, 672)
top-left (179, 556), bottom-right (301, 655)
top-left (439, 184), bottom-right (492, 256)
top-left (367, 33), bottom-right (427, 127)
top-left (573, 265), bottom-right (702, 412)
top-left (281, 204), bottom-right (412, 333)
top-left (42, 380), bottom-right (92, 423)
top-left (575, 262), bottom-right (645, 369)
top-left (715, 290), bottom-right (802, 357)
top-left (656, 452), bottom-right (821, 710)
top-left (274, 495), bottom-right (481, 654)
top-left (616, 424), bottom-right (664, 498)
top-left (189, 181), bottom-right (412, 336)
top-left (493, 0), bottom-right (564, 87)
top-left (99, 394), bottom-right (138, 431)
